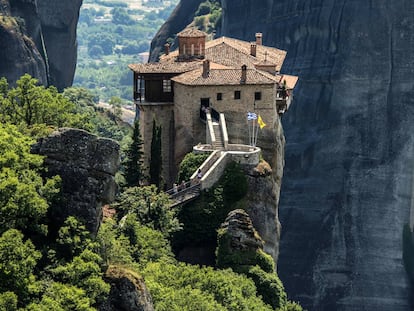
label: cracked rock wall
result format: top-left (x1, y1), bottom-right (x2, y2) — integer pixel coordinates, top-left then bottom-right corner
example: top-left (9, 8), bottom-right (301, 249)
top-left (151, 1), bottom-right (414, 308)
top-left (219, 0), bottom-right (414, 310)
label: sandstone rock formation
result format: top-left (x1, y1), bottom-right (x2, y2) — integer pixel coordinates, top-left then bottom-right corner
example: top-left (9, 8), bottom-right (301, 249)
top-left (154, 0), bottom-right (414, 310)
top-left (100, 266), bottom-right (154, 311)
top-left (217, 209), bottom-right (264, 265)
top-left (220, 1), bottom-right (414, 310)
top-left (37, 0), bottom-right (82, 90)
top-left (0, 0), bottom-right (82, 90)
top-left (245, 161), bottom-right (281, 263)
top-left (0, 0), bottom-right (47, 85)
top-left (32, 128), bottom-right (120, 235)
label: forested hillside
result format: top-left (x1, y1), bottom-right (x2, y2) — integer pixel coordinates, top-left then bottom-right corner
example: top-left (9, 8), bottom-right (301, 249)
top-left (0, 74), bottom-right (303, 310)
top-left (74, 0), bottom-right (178, 103)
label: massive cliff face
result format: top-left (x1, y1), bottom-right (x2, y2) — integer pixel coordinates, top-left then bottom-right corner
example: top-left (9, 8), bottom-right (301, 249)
top-left (153, 0), bottom-right (414, 310)
top-left (0, 0), bottom-right (82, 90)
top-left (221, 1), bottom-right (414, 310)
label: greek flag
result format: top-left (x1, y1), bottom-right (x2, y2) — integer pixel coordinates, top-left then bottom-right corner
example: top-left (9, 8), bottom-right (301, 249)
top-left (247, 112), bottom-right (257, 121)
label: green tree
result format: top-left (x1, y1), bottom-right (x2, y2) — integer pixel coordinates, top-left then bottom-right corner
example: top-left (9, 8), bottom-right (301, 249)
top-left (0, 123), bottom-right (60, 236)
top-left (123, 120), bottom-right (144, 187)
top-left (142, 261), bottom-right (274, 311)
top-left (149, 119), bottom-right (162, 188)
top-left (26, 282), bottom-right (94, 311)
top-left (63, 87), bottom-right (131, 142)
top-left (88, 45), bottom-right (104, 58)
top-left (120, 214), bottom-right (174, 266)
top-left (56, 217), bottom-right (93, 259)
top-left (50, 249), bottom-right (110, 305)
top-left (177, 152), bottom-right (209, 182)
top-left (0, 291), bottom-right (17, 311)
top-left (0, 229), bottom-right (41, 304)
top-left (111, 8), bottom-right (135, 25)
top-left (0, 75), bottom-right (76, 127)
top-left (88, 33), bottom-right (114, 55)
top-left (96, 219), bottom-right (134, 267)
top-left (0, 75), bottom-right (91, 131)
top-left (113, 185), bottom-right (180, 236)
top-left (108, 96), bottom-right (122, 119)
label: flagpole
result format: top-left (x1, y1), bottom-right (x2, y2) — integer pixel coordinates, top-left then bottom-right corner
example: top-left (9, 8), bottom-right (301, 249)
top-left (252, 118), bottom-right (255, 146)
top-left (254, 120), bottom-right (259, 146)
top-left (247, 112), bottom-right (251, 146)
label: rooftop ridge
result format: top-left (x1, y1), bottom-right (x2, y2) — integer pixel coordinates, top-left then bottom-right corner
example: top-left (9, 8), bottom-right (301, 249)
top-left (172, 67), bottom-right (280, 86)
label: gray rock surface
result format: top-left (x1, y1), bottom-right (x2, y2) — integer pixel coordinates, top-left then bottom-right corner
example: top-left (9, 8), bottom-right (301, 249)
top-left (217, 209), bottom-right (264, 268)
top-left (100, 266), bottom-right (155, 311)
top-left (32, 128), bottom-right (120, 235)
top-left (153, 0), bottom-right (414, 309)
top-left (0, 0), bottom-right (47, 85)
top-left (0, 0), bottom-right (82, 90)
top-left (220, 0), bottom-right (414, 310)
top-left (245, 161), bottom-right (281, 264)
top-left (37, 0), bottom-right (82, 89)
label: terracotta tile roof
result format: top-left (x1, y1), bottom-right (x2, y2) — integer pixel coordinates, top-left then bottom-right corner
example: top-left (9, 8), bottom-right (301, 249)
top-left (160, 36), bottom-right (287, 71)
top-left (172, 68), bottom-right (280, 86)
top-left (177, 27), bottom-right (207, 37)
top-left (128, 61), bottom-right (202, 74)
top-left (276, 74), bottom-right (299, 89)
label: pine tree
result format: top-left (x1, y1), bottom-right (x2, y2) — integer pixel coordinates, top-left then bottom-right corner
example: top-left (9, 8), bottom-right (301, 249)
top-left (123, 120), bottom-right (144, 187)
top-left (149, 119), bottom-right (162, 189)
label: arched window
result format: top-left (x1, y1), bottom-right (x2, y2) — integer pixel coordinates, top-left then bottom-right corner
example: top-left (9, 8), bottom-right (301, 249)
top-left (191, 44), bottom-right (194, 56)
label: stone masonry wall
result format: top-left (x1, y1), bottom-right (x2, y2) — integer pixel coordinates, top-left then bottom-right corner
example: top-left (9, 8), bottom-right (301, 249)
top-left (174, 82), bottom-right (278, 163)
top-left (139, 103), bottom-right (175, 187)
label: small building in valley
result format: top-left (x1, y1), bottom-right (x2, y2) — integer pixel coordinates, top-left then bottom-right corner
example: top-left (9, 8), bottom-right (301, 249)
top-left (129, 28), bottom-right (298, 187)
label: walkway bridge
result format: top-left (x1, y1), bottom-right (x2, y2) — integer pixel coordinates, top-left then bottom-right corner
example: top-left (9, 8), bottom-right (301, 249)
top-left (167, 109), bottom-right (261, 207)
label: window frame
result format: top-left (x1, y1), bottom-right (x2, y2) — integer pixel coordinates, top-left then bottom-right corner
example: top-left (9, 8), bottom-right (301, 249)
top-left (217, 92), bottom-right (223, 101)
top-left (254, 91), bottom-right (262, 100)
top-left (234, 90), bottom-right (241, 100)
top-left (162, 79), bottom-right (172, 93)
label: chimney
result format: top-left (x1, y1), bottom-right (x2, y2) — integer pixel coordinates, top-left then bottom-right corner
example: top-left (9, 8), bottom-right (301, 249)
top-left (255, 33), bottom-right (263, 46)
top-left (164, 43), bottom-right (170, 55)
top-left (241, 65), bottom-right (247, 83)
top-left (250, 42), bottom-right (257, 57)
top-left (202, 59), bottom-right (210, 78)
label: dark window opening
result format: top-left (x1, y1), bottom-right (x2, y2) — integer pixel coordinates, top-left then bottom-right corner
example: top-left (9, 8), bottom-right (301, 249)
top-left (217, 93), bottom-right (222, 100)
top-left (200, 98), bottom-right (210, 121)
top-left (255, 92), bottom-right (262, 100)
top-left (234, 90), bottom-right (241, 100)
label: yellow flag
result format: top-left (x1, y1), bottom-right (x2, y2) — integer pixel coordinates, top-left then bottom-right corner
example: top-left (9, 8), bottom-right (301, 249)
top-left (258, 115), bottom-right (266, 129)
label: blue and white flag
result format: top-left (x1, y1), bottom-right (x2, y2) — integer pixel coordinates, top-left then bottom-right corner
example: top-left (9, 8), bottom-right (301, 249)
top-left (247, 112), bottom-right (257, 121)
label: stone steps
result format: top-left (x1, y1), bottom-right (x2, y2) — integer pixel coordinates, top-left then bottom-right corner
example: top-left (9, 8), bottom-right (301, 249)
top-left (213, 124), bottom-right (224, 150)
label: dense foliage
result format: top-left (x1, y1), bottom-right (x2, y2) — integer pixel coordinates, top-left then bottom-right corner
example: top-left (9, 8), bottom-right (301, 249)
top-left (122, 120), bottom-right (144, 187)
top-left (0, 73), bottom-right (303, 310)
top-left (142, 261), bottom-right (275, 311)
top-left (0, 75), bottom-right (87, 130)
top-left (0, 123), bottom-right (60, 237)
top-left (74, 0), bottom-right (178, 102)
top-left (113, 185), bottom-right (180, 237)
top-left (177, 152), bottom-right (210, 182)
top-left (193, 0), bottom-right (222, 34)
top-left (173, 161), bottom-right (248, 250)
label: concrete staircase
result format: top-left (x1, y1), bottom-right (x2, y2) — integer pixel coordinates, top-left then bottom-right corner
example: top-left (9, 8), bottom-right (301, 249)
top-left (212, 123), bottom-right (224, 150)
